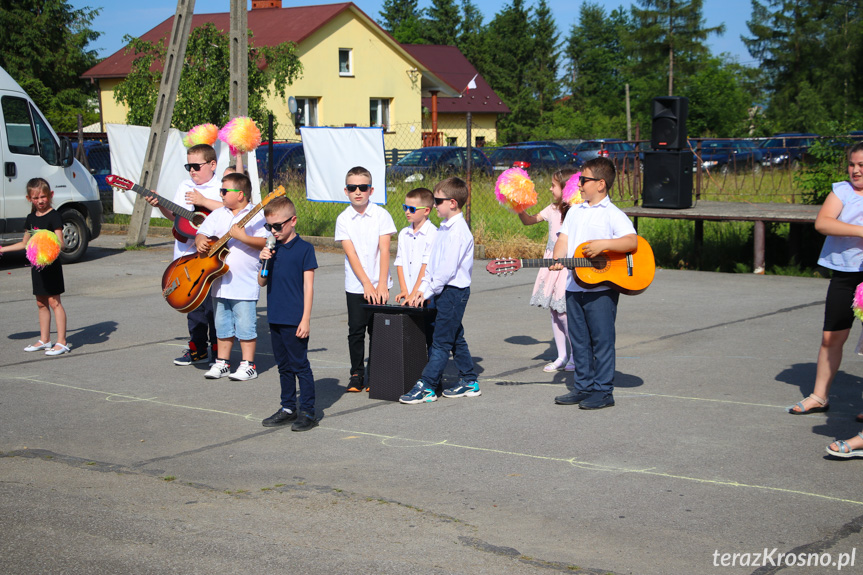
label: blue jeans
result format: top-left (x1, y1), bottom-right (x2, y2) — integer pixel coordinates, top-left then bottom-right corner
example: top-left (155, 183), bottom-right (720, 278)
top-left (566, 289), bottom-right (619, 397)
top-left (420, 286), bottom-right (477, 390)
top-left (214, 298), bottom-right (257, 340)
top-left (270, 323), bottom-right (315, 414)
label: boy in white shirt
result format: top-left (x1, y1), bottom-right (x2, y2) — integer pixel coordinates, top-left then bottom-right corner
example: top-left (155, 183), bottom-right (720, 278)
top-left (334, 166), bottom-right (397, 392)
top-left (195, 172), bottom-right (269, 381)
top-left (401, 177), bottom-right (479, 404)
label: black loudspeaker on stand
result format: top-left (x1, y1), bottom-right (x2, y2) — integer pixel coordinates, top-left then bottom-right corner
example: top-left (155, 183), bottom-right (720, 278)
top-left (642, 150), bottom-right (693, 209)
top-left (651, 96), bottom-right (688, 150)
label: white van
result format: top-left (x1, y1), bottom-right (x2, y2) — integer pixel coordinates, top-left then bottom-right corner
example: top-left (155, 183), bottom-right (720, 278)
top-left (0, 66), bottom-right (101, 263)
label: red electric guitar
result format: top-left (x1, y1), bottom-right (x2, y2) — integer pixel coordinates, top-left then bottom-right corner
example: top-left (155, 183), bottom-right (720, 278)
top-left (105, 174), bottom-right (211, 242)
top-left (160, 187), bottom-right (286, 313)
top-left (486, 236), bottom-right (656, 295)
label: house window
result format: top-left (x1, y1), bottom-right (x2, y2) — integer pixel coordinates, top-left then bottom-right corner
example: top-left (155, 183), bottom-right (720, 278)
top-left (339, 49), bottom-right (352, 76)
top-left (475, 136), bottom-right (486, 147)
top-left (295, 97), bottom-right (318, 132)
top-left (447, 136), bottom-right (457, 146)
top-left (370, 98), bottom-right (390, 130)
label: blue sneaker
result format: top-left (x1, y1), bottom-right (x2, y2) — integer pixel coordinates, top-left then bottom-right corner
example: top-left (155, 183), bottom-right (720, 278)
top-left (399, 381), bottom-right (438, 404)
top-left (442, 381), bottom-right (481, 398)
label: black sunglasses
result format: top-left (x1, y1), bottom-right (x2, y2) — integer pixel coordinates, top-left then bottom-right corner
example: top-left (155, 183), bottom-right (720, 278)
top-left (433, 197), bottom-right (454, 205)
top-left (579, 175), bottom-right (603, 185)
top-left (346, 184), bottom-right (370, 192)
top-left (264, 216), bottom-right (296, 232)
top-left (184, 162), bottom-right (212, 172)
top-left (402, 204), bottom-right (429, 214)
top-left (219, 188), bottom-right (243, 196)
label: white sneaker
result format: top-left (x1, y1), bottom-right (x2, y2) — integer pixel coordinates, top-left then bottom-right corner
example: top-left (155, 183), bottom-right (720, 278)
top-left (229, 361), bottom-right (257, 381)
top-left (24, 340), bottom-right (52, 352)
top-left (205, 359), bottom-right (231, 379)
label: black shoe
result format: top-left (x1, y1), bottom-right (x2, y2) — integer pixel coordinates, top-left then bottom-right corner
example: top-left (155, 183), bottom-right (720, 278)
top-left (346, 374), bottom-right (364, 392)
top-left (292, 411), bottom-right (318, 432)
top-left (554, 390), bottom-right (590, 405)
top-left (579, 394), bottom-right (615, 410)
top-left (262, 408), bottom-right (297, 427)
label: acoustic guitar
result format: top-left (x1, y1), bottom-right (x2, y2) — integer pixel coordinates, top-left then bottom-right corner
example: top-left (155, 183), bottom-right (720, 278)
top-left (161, 188), bottom-right (285, 312)
top-left (105, 174), bottom-right (211, 242)
top-left (486, 236), bottom-right (656, 295)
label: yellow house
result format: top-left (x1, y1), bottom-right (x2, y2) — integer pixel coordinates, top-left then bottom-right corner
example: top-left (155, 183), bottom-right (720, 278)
top-left (82, 1), bottom-right (508, 150)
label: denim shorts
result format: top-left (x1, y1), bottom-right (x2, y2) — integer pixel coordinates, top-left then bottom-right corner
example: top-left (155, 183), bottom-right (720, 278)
top-left (214, 298), bottom-right (257, 340)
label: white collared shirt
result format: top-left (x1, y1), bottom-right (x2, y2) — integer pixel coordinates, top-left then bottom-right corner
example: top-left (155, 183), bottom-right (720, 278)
top-left (171, 174), bottom-right (222, 259)
top-left (560, 195), bottom-right (636, 292)
top-left (420, 212), bottom-right (473, 299)
top-left (197, 203), bottom-right (268, 300)
top-left (334, 202), bottom-right (397, 294)
top-left (394, 219), bottom-right (438, 293)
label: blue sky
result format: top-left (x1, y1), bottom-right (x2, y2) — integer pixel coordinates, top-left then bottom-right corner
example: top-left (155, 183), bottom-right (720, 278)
top-left (71, 1), bottom-right (756, 64)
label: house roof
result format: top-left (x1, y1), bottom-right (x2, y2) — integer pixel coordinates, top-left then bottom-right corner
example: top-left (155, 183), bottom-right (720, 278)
top-left (399, 44), bottom-right (510, 115)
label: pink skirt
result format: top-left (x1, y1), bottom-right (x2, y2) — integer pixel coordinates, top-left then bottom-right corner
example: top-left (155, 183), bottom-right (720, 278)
top-left (530, 248), bottom-right (568, 313)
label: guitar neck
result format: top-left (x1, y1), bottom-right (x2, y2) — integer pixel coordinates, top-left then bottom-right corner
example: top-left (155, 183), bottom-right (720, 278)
top-left (208, 201), bottom-right (265, 255)
top-left (130, 183), bottom-right (196, 221)
top-left (519, 258), bottom-right (596, 269)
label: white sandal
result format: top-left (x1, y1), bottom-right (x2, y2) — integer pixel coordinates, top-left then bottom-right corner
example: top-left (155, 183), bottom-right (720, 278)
top-left (24, 340), bottom-right (52, 352)
top-left (45, 343), bottom-right (71, 356)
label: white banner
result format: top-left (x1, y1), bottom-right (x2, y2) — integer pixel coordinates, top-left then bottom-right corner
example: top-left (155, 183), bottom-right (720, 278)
top-left (106, 123), bottom-right (260, 217)
top-left (300, 126), bottom-right (386, 204)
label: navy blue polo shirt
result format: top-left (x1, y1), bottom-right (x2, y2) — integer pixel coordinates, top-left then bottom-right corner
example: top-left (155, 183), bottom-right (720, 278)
top-left (265, 235), bottom-right (318, 326)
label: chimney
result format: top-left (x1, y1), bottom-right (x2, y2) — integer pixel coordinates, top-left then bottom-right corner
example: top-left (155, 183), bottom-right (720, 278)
top-left (251, 0), bottom-right (282, 8)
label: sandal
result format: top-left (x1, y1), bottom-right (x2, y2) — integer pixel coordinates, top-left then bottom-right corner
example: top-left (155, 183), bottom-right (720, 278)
top-left (789, 393), bottom-right (829, 415)
top-left (24, 340), bottom-right (52, 352)
top-left (826, 432), bottom-right (863, 458)
top-left (45, 343), bottom-right (71, 356)
top-left (543, 359), bottom-right (567, 373)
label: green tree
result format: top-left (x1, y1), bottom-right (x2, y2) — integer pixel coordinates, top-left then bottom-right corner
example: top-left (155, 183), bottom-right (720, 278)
top-left (527, 0), bottom-right (559, 118)
top-left (114, 23), bottom-right (302, 131)
top-left (680, 57), bottom-right (751, 137)
top-left (378, 0), bottom-right (427, 43)
top-left (0, 0), bottom-right (101, 131)
top-left (425, 0), bottom-right (461, 45)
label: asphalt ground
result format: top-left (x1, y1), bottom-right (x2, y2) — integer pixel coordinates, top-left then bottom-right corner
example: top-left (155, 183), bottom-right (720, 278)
top-left (2, 232), bottom-right (863, 575)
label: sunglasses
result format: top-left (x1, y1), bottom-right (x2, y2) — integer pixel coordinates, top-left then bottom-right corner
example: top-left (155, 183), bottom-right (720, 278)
top-left (264, 216), bottom-right (296, 232)
top-left (219, 188), bottom-right (243, 196)
top-left (346, 184), bottom-right (370, 192)
top-left (579, 175), bottom-right (603, 185)
top-left (184, 162), bottom-right (212, 172)
top-left (433, 197), bottom-right (454, 205)
top-left (402, 204), bottom-right (429, 214)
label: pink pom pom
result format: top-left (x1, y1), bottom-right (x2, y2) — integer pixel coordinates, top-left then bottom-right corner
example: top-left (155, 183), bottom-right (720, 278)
top-left (183, 124), bottom-right (219, 148)
top-left (26, 229), bottom-right (61, 270)
top-left (495, 167), bottom-right (537, 213)
top-left (218, 117), bottom-right (262, 155)
top-left (853, 282), bottom-right (863, 321)
top-left (562, 171), bottom-right (583, 205)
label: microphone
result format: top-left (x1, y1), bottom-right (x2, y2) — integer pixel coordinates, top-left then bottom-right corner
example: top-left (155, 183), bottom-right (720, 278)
top-left (261, 234), bottom-right (277, 278)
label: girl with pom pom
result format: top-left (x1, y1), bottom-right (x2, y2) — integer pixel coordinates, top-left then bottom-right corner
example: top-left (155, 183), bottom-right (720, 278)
top-left (513, 168), bottom-right (581, 372)
top-left (0, 178), bottom-right (70, 355)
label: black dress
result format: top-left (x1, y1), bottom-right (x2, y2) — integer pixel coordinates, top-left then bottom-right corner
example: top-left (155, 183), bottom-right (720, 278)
top-left (25, 210), bottom-right (65, 296)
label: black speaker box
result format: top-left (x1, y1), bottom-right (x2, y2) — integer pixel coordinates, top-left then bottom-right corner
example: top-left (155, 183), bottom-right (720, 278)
top-left (368, 312), bottom-right (428, 401)
top-left (642, 150), bottom-right (693, 209)
top-left (651, 96), bottom-right (688, 150)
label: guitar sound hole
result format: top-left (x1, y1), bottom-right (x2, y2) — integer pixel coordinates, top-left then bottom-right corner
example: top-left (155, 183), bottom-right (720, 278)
top-left (192, 214), bottom-right (205, 226)
top-left (590, 257), bottom-right (609, 272)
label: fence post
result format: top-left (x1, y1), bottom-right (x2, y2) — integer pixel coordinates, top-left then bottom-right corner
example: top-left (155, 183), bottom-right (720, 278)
top-left (75, 114), bottom-right (90, 170)
top-left (267, 113), bottom-right (274, 195)
top-left (465, 112), bottom-right (472, 227)
top-left (695, 140), bottom-right (702, 200)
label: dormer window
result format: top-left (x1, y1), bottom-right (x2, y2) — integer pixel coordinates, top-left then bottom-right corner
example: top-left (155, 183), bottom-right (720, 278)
top-left (339, 49), bottom-right (352, 76)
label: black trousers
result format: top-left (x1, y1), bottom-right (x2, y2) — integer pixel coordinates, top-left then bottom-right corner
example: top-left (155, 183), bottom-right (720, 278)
top-left (346, 292), bottom-right (374, 378)
top-left (188, 295), bottom-right (216, 353)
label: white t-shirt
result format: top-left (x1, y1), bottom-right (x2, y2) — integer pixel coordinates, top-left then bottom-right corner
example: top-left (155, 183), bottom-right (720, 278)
top-left (560, 196), bottom-right (636, 292)
top-left (171, 174), bottom-right (222, 260)
top-left (197, 204), bottom-right (268, 301)
top-left (334, 202), bottom-right (397, 294)
top-left (394, 219), bottom-right (437, 294)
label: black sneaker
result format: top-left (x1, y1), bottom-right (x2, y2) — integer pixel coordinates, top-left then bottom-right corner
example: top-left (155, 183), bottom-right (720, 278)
top-left (292, 411), bottom-right (318, 432)
top-left (174, 346), bottom-right (208, 366)
top-left (262, 408), bottom-right (297, 427)
top-left (346, 374), bottom-right (364, 392)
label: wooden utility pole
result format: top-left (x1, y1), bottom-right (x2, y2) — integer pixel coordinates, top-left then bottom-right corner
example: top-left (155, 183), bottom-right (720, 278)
top-left (229, 0), bottom-right (249, 170)
top-left (125, 0), bottom-right (196, 247)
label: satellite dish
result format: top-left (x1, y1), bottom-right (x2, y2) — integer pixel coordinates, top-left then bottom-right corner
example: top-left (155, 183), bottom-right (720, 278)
top-left (288, 96), bottom-right (298, 115)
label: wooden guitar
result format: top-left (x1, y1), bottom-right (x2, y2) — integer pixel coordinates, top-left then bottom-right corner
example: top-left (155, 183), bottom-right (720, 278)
top-left (161, 188), bottom-right (285, 313)
top-left (486, 236), bottom-right (656, 295)
top-left (105, 174), bottom-right (211, 242)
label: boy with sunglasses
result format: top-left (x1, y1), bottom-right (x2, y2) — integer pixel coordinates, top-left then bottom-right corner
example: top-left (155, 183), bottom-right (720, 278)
top-left (257, 196), bottom-right (319, 431)
top-left (195, 172), bottom-right (269, 381)
top-left (147, 143), bottom-right (223, 367)
top-left (334, 166), bottom-right (397, 392)
top-left (549, 157), bottom-right (637, 410)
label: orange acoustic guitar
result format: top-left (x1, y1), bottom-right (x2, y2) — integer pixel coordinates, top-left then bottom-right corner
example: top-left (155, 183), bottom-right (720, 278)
top-left (161, 188), bottom-right (285, 312)
top-left (486, 236), bottom-right (656, 295)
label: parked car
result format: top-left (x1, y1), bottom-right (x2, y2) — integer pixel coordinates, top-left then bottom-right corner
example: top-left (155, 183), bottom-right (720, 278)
top-left (569, 139), bottom-right (641, 170)
top-left (255, 142), bottom-right (306, 184)
top-left (760, 133), bottom-right (819, 169)
top-left (71, 140), bottom-right (112, 196)
top-left (507, 140), bottom-right (573, 155)
top-left (387, 146), bottom-right (493, 183)
top-left (693, 139), bottom-right (763, 174)
top-left (487, 144), bottom-right (579, 174)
